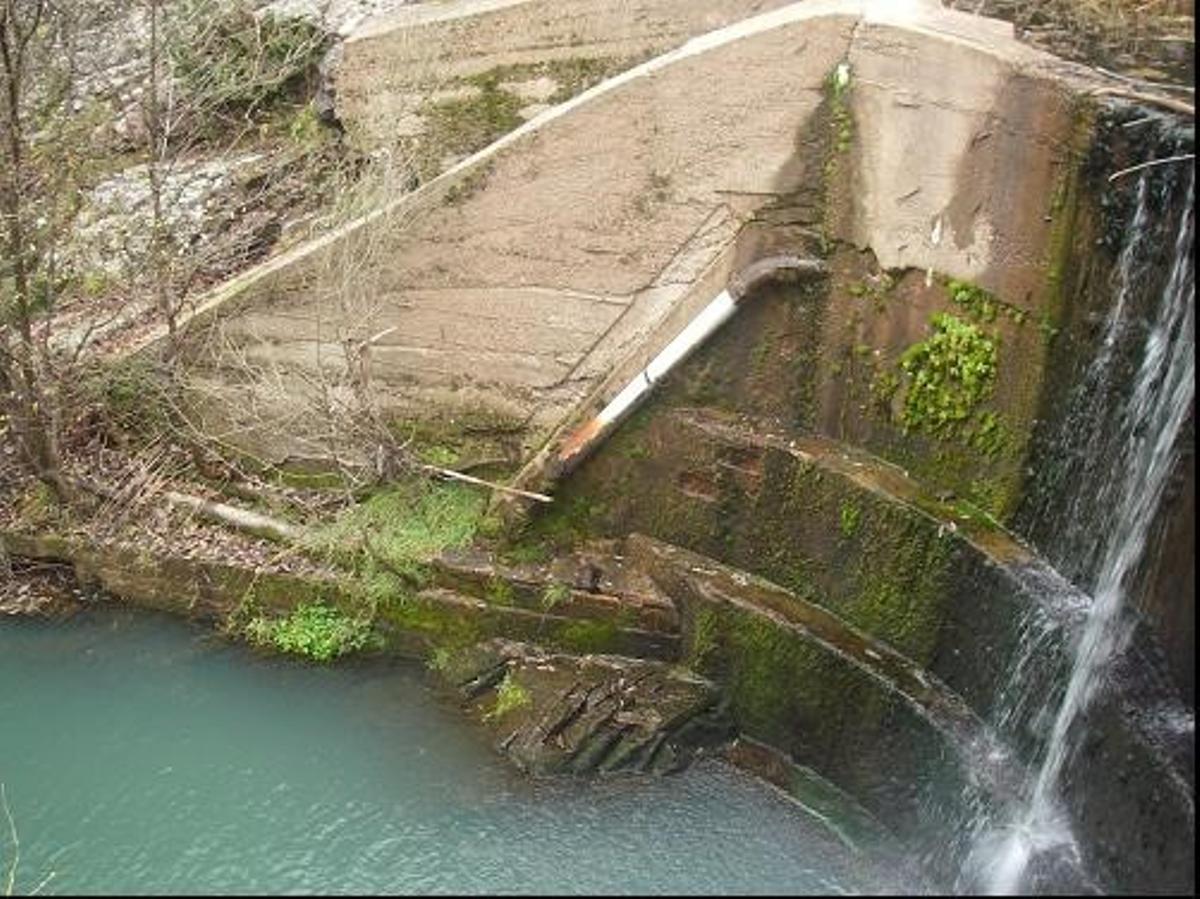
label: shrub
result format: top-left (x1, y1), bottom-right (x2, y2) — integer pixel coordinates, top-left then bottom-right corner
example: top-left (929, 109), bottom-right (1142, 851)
top-left (168, 0), bottom-right (329, 132)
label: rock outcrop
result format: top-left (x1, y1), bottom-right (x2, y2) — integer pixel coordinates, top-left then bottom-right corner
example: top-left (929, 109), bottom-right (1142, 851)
top-left (435, 638), bottom-right (731, 776)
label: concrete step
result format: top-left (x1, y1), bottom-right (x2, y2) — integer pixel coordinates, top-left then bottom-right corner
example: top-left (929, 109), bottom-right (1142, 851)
top-left (376, 583), bottom-right (680, 661)
top-left (620, 530), bottom-right (1027, 884)
top-left (545, 404), bottom-right (1087, 743)
top-left (430, 542), bottom-right (680, 633)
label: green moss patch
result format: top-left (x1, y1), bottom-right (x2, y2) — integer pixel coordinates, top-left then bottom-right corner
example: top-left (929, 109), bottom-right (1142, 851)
top-left (559, 618), bottom-right (621, 654)
top-left (944, 278), bottom-right (1029, 326)
top-left (423, 84), bottom-right (524, 162)
top-left (686, 601), bottom-right (885, 754)
top-left (303, 481), bottom-right (484, 580)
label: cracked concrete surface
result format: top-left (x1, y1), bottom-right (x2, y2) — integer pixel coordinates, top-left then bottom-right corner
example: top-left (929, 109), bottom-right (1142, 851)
top-left (334, 0), bottom-right (798, 151)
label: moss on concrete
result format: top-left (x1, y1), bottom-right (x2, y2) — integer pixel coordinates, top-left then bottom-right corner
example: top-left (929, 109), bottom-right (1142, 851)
top-left (896, 313), bottom-right (998, 440)
top-left (415, 56), bottom-right (637, 178)
top-left (421, 82), bottom-right (523, 166)
top-left (943, 277), bottom-right (1029, 327)
top-left (464, 56), bottom-right (635, 105)
top-left (681, 597), bottom-right (885, 754)
top-left (509, 492), bottom-right (608, 556)
top-left (850, 510), bottom-right (952, 662)
top-left (558, 618), bottom-right (621, 654)
top-left (378, 591), bottom-right (484, 653)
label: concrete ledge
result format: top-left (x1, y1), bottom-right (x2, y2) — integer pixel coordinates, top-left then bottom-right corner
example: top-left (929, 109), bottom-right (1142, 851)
top-left (1, 530), bottom-right (343, 622)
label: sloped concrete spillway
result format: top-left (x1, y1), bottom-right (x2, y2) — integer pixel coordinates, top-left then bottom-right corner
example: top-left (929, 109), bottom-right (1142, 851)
top-left (154, 0), bottom-right (1078, 466)
top-left (145, 0), bottom-right (1194, 894)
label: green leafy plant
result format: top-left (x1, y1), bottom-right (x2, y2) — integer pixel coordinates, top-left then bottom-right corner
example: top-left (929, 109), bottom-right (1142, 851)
top-left (245, 602), bottom-right (372, 662)
top-left (286, 102), bottom-right (326, 149)
top-left (839, 500), bottom-right (861, 538)
top-left (304, 482), bottom-right (484, 582)
top-left (897, 313), bottom-right (998, 439)
top-left (428, 646), bottom-right (453, 673)
top-left (484, 672), bottom-right (531, 720)
top-left (540, 581), bottom-right (571, 613)
top-left (946, 278), bottom-right (1029, 326)
top-left (947, 278), bottom-right (999, 323)
top-left (968, 410), bottom-right (1009, 457)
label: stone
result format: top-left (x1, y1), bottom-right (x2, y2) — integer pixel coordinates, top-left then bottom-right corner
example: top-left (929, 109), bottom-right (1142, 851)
top-left (437, 638), bottom-right (730, 776)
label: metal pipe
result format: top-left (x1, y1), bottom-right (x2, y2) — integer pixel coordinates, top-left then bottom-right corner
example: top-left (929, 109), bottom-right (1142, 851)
top-left (554, 255), bottom-right (826, 471)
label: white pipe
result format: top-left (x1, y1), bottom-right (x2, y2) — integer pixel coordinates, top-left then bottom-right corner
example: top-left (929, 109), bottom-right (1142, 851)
top-left (555, 257), bottom-right (824, 470)
top-left (645, 290), bottom-right (738, 384)
top-left (595, 290), bottom-right (737, 429)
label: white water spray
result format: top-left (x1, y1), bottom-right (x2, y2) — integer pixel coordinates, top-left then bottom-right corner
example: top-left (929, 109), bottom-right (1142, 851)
top-left (967, 173), bottom-right (1195, 894)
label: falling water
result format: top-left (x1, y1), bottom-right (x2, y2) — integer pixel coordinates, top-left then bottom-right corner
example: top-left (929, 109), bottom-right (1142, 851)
top-left (964, 170), bottom-right (1195, 894)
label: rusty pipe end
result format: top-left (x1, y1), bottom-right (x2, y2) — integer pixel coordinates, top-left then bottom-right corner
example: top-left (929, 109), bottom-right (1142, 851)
top-left (728, 255), bottom-right (827, 303)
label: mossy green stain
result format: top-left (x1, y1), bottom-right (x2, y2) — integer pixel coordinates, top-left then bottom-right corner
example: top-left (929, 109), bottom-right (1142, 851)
top-left (381, 592), bottom-right (483, 651)
top-left (516, 493), bottom-right (606, 554)
top-left (422, 83), bottom-right (523, 162)
top-left (701, 603), bottom-right (886, 754)
top-left (558, 618), bottom-right (620, 654)
top-left (485, 576), bottom-right (517, 607)
top-left (839, 500), bottom-right (861, 538)
top-left (464, 57), bottom-right (631, 105)
top-left (688, 607), bottom-right (720, 667)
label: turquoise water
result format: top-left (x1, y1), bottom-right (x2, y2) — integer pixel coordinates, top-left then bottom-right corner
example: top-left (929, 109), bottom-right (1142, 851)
top-left (1, 605), bottom-right (919, 895)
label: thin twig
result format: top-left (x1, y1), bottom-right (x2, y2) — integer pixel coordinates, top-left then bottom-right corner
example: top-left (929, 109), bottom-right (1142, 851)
top-left (1096, 66), bottom-right (1195, 95)
top-left (1091, 86), bottom-right (1195, 116)
top-left (1109, 153), bottom-right (1196, 182)
top-left (2, 783), bottom-right (19, 897)
top-left (419, 464), bottom-right (553, 504)
top-left (357, 326), bottom-right (398, 352)
top-left (28, 870), bottom-right (54, 896)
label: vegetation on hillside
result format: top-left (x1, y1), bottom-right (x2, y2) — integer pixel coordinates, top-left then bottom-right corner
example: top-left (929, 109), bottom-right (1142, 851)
top-left (947, 0), bottom-right (1194, 83)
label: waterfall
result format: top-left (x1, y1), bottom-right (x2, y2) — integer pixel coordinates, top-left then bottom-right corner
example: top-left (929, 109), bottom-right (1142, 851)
top-left (962, 169), bottom-right (1195, 894)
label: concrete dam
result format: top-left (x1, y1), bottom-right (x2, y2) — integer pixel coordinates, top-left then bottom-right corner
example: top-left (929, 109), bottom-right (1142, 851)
top-left (109, 0), bottom-right (1193, 893)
